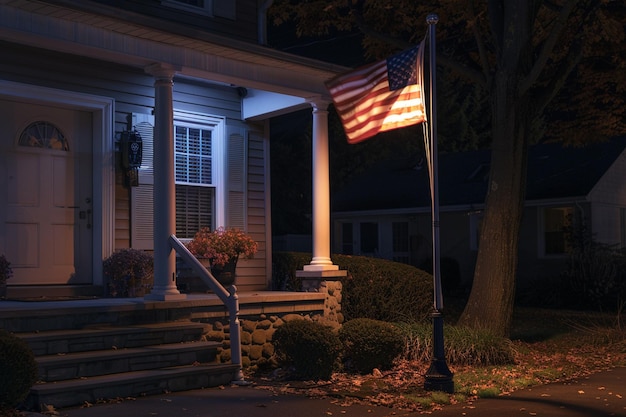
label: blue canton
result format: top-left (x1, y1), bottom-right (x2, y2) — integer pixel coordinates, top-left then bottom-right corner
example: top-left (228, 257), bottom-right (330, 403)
top-left (386, 46), bottom-right (419, 91)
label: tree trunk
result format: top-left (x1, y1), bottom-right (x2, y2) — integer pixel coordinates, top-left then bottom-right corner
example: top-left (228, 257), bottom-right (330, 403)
top-left (456, 0), bottom-right (536, 337)
top-left (457, 69), bottom-right (530, 337)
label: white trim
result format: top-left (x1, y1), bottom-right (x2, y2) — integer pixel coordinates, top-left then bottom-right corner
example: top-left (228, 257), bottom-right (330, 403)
top-left (173, 110), bottom-right (226, 228)
top-left (0, 80), bottom-right (115, 286)
top-left (161, 0), bottom-right (213, 16)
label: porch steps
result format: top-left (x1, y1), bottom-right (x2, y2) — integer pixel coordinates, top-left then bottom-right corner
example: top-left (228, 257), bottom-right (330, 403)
top-left (11, 314), bottom-right (239, 412)
top-left (28, 364), bottom-right (239, 410)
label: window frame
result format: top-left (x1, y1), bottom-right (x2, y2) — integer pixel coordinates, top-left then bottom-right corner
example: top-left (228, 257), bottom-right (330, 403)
top-left (161, 0), bottom-right (213, 16)
top-left (539, 206), bottom-right (574, 258)
top-left (173, 112), bottom-right (226, 236)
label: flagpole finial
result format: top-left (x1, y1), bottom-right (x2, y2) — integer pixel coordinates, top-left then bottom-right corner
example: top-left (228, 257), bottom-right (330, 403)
top-left (427, 13), bottom-right (439, 25)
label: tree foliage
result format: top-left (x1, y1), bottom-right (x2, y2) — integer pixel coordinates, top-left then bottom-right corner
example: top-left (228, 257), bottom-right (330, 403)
top-left (269, 0), bottom-right (626, 336)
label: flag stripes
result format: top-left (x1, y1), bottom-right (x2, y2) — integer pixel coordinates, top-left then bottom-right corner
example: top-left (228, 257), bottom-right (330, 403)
top-left (326, 41), bottom-right (426, 144)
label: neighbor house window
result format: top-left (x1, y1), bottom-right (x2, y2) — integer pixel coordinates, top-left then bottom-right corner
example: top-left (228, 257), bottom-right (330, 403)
top-left (392, 222), bottom-right (409, 264)
top-left (542, 207), bottom-right (573, 255)
top-left (175, 123), bottom-right (215, 238)
top-left (341, 223), bottom-right (353, 255)
top-left (360, 222), bottom-right (378, 254)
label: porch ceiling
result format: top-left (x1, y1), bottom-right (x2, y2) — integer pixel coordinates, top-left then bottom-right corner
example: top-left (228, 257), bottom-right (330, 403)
top-left (0, 0), bottom-right (348, 107)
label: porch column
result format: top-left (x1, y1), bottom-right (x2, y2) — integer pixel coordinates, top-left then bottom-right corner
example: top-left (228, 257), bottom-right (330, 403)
top-left (145, 63), bottom-right (185, 301)
top-left (297, 99), bottom-right (346, 281)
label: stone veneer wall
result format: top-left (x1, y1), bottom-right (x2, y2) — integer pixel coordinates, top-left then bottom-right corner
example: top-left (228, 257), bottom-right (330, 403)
top-left (195, 279), bottom-right (344, 367)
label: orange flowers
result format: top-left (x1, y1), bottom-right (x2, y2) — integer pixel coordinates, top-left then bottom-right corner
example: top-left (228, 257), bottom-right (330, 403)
top-left (186, 227), bottom-right (258, 267)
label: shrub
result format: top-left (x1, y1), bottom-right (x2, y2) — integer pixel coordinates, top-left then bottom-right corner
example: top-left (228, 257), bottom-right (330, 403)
top-left (332, 254), bottom-right (433, 322)
top-left (273, 319), bottom-right (342, 380)
top-left (0, 330), bottom-right (38, 413)
top-left (339, 318), bottom-right (404, 373)
top-left (272, 252), bottom-right (311, 290)
top-left (0, 254), bottom-right (13, 284)
top-left (103, 248), bottom-right (154, 297)
top-left (560, 216), bottom-right (626, 312)
top-left (396, 322), bottom-right (516, 366)
top-left (271, 252), bottom-right (433, 322)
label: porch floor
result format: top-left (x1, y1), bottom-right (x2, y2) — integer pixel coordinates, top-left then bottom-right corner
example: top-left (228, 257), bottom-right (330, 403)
top-left (0, 291), bottom-right (327, 322)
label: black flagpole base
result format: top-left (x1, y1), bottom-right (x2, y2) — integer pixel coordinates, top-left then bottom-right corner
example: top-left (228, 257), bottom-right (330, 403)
top-left (424, 309), bottom-right (454, 393)
top-left (424, 359), bottom-right (454, 393)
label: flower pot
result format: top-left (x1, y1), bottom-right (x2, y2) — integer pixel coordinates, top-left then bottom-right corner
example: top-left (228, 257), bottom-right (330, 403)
top-left (210, 257), bottom-right (238, 286)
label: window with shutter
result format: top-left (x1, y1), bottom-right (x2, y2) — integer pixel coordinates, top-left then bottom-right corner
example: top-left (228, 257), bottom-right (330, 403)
top-left (130, 112), bottom-right (228, 247)
top-left (174, 122), bottom-right (219, 238)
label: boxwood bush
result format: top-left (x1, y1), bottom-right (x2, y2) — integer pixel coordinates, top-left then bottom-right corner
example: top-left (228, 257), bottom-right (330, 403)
top-left (272, 252), bottom-right (433, 322)
top-left (272, 319), bottom-right (342, 380)
top-left (339, 318), bottom-right (404, 373)
top-left (0, 330), bottom-right (38, 414)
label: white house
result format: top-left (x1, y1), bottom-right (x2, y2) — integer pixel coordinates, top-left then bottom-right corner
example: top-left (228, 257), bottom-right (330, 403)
top-left (0, 0), bottom-right (347, 299)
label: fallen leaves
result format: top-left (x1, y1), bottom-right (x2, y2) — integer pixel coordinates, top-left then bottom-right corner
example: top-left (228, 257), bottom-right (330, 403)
top-left (246, 329), bottom-right (626, 413)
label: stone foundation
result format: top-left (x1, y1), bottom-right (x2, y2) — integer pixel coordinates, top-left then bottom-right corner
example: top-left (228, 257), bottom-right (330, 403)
top-left (194, 278), bottom-right (344, 366)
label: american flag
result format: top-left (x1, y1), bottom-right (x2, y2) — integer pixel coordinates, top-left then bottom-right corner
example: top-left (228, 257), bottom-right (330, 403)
top-left (326, 41), bottom-right (426, 144)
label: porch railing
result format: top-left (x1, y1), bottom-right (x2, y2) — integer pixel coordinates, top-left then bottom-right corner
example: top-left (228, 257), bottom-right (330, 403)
top-left (168, 234), bottom-right (244, 383)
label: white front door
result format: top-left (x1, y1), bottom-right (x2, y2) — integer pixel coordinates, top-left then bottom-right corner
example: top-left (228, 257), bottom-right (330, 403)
top-left (0, 100), bottom-right (93, 285)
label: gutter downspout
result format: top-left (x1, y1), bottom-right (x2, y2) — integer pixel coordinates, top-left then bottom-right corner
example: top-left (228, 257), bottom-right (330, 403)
top-left (258, 0), bottom-right (274, 45)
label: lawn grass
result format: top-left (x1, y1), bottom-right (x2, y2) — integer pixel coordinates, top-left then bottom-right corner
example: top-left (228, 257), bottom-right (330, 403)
top-left (251, 306), bottom-right (626, 413)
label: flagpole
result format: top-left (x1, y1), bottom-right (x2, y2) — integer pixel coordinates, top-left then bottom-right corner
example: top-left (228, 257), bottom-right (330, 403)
top-left (423, 13), bottom-right (454, 394)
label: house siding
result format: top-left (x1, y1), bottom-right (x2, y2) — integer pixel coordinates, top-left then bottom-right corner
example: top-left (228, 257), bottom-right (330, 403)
top-left (1, 42), bottom-right (269, 291)
top-left (589, 151), bottom-right (626, 246)
top-left (84, 0), bottom-right (260, 43)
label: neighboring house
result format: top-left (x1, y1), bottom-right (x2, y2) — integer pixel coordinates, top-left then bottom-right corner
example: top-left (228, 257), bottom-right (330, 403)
top-left (0, 0), bottom-right (346, 298)
top-left (332, 137), bottom-right (626, 291)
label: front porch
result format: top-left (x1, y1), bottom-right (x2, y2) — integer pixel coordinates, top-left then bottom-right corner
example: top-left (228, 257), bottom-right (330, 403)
top-left (0, 291), bottom-right (333, 411)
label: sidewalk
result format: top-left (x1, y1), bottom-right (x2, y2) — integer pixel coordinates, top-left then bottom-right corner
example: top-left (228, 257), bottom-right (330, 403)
top-left (32, 367), bottom-right (626, 417)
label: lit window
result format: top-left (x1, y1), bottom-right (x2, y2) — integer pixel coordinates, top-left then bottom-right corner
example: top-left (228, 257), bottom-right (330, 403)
top-left (543, 207), bottom-right (573, 255)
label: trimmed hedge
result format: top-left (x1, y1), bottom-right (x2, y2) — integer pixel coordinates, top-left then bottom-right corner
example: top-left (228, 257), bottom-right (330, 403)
top-left (0, 330), bottom-right (38, 413)
top-left (272, 319), bottom-right (342, 380)
top-left (339, 318), bottom-right (404, 373)
top-left (272, 252), bottom-right (433, 322)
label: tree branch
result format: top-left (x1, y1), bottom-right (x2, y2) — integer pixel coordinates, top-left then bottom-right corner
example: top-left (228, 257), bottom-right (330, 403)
top-left (532, 39), bottom-right (583, 116)
top-left (350, 4), bottom-right (487, 88)
top-left (468, 0), bottom-right (491, 90)
top-left (519, 0), bottom-right (580, 94)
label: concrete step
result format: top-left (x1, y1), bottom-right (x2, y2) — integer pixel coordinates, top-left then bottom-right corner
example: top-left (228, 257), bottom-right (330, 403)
top-left (21, 322), bottom-right (207, 355)
top-left (26, 363), bottom-right (241, 411)
top-left (37, 341), bottom-right (220, 382)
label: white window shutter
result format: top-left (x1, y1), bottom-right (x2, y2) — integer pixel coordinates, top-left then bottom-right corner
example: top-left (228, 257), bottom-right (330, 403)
top-left (227, 125), bottom-right (246, 230)
top-left (131, 114), bottom-right (155, 250)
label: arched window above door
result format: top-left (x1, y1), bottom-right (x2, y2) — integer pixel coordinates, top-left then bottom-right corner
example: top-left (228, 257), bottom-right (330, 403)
top-left (18, 121), bottom-right (69, 151)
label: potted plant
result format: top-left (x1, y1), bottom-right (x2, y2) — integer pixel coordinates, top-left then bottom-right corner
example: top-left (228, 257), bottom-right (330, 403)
top-left (186, 227), bottom-right (258, 286)
top-left (103, 248), bottom-right (154, 297)
top-left (0, 254), bottom-right (13, 299)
